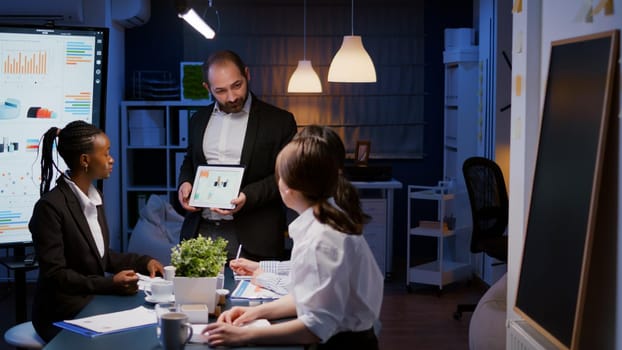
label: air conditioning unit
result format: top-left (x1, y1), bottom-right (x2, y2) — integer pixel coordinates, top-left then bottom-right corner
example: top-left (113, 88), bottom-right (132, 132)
top-left (112, 0), bottom-right (151, 28)
top-left (0, 0), bottom-right (84, 24)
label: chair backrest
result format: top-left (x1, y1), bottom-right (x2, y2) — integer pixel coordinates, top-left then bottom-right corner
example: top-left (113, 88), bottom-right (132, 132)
top-left (462, 156), bottom-right (509, 255)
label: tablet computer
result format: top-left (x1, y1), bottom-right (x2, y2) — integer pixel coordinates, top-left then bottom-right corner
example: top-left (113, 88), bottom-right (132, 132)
top-left (188, 165), bottom-right (245, 209)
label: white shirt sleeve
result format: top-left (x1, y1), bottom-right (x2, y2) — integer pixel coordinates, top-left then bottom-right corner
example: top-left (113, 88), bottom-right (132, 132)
top-left (254, 272), bottom-right (289, 296)
top-left (259, 260), bottom-right (291, 275)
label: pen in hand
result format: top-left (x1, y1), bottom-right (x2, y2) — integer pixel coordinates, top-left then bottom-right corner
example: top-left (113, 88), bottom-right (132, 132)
top-left (235, 244), bottom-right (242, 260)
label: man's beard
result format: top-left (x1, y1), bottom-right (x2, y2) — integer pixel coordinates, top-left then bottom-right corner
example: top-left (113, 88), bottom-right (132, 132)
top-left (219, 96), bottom-right (246, 113)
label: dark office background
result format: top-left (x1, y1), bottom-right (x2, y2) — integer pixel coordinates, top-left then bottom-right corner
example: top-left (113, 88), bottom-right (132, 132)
top-left (124, 0), bottom-right (473, 275)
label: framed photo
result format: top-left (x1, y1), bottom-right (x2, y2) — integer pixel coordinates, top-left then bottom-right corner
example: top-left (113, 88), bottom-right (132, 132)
top-left (189, 165), bottom-right (245, 209)
top-left (354, 140), bottom-right (371, 165)
top-left (180, 61), bottom-right (211, 103)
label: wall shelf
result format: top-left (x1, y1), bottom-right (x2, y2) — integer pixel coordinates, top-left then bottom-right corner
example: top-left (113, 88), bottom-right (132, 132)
top-left (120, 100), bottom-right (210, 250)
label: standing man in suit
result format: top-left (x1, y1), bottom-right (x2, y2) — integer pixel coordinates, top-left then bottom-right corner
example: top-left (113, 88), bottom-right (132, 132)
top-left (177, 50), bottom-right (297, 261)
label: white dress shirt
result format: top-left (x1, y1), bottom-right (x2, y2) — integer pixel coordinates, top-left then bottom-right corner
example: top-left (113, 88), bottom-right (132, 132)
top-left (201, 94), bottom-right (251, 220)
top-left (288, 207), bottom-right (384, 342)
top-left (65, 176), bottom-right (105, 258)
top-left (255, 260), bottom-right (291, 296)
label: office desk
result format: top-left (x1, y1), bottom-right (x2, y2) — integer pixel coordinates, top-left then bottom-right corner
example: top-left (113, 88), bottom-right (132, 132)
top-left (44, 270), bottom-right (302, 350)
top-left (351, 179), bottom-right (403, 278)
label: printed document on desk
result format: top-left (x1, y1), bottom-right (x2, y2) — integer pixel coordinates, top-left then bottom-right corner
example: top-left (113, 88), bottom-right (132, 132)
top-left (54, 306), bottom-right (155, 337)
top-left (231, 280), bottom-right (281, 300)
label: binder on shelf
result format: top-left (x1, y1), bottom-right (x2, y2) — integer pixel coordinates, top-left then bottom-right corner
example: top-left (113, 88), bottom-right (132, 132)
top-left (179, 109), bottom-right (189, 147)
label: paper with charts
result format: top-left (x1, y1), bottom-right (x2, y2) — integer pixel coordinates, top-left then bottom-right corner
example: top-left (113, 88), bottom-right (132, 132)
top-left (231, 279), bottom-right (282, 300)
top-left (189, 165), bottom-right (245, 209)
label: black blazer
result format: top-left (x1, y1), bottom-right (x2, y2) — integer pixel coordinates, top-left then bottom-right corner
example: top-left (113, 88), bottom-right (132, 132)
top-left (29, 177), bottom-right (153, 341)
top-left (178, 94), bottom-right (297, 259)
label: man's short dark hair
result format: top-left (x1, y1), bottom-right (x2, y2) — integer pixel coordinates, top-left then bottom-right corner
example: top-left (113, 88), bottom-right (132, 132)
top-left (202, 50), bottom-right (247, 83)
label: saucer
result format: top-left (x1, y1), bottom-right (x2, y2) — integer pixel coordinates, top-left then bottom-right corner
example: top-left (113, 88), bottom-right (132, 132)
top-left (145, 295), bottom-right (175, 304)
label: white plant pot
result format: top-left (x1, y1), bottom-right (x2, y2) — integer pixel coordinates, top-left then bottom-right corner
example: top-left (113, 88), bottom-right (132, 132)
top-left (173, 276), bottom-right (219, 312)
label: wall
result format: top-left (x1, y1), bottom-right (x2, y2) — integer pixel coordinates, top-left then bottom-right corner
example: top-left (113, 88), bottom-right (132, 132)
top-left (508, 0), bottom-right (621, 348)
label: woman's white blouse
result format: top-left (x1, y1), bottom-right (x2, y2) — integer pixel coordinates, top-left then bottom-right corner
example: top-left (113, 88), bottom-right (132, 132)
top-left (288, 207), bottom-right (384, 342)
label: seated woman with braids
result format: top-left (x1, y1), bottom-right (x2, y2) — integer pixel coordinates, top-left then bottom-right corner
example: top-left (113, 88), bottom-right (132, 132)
top-left (28, 120), bottom-right (164, 342)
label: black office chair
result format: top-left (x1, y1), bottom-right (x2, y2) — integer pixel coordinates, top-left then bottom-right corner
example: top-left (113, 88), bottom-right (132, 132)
top-left (453, 156), bottom-right (509, 320)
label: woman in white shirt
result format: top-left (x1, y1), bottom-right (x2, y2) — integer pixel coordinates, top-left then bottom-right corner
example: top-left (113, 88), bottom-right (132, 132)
top-left (204, 128), bottom-right (383, 349)
top-left (229, 125), bottom-right (370, 296)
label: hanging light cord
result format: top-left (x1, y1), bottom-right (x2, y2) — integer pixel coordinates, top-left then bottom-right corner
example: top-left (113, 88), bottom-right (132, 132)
top-left (351, 0), bottom-right (354, 35)
top-left (303, 0), bottom-right (307, 60)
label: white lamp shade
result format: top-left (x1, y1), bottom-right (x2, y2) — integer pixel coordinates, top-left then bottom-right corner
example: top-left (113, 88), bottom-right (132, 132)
top-left (287, 60), bottom-right (322, 93)
top-left (328, 35), bottom-right (376, 83)
top-left (179, 8), bottom-right (216, 39)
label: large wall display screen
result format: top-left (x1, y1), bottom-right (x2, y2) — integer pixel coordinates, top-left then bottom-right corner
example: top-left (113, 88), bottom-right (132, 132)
top-left (0, 24), bottom-right (108, 246)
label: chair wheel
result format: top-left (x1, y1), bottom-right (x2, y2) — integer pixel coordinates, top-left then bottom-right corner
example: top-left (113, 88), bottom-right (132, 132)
top-left (453, 311), bottom-right (462, 320)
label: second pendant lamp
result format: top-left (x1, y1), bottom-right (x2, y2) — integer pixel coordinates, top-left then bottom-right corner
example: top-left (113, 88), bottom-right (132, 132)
top-left (328, 0), bottom-right (376, 83)
top-left (287, 0), bottom-right (322, 93)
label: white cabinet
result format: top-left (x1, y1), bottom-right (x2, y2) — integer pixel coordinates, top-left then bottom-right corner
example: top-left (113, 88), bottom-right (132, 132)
top-left (351, 180), bottom-right (402, 278)
top-left (120, 100), bottom-right (209, 250)
top-left (361, 199), bottom-right (387, 276)
top-left (406, 185), bottom-right (471, 290)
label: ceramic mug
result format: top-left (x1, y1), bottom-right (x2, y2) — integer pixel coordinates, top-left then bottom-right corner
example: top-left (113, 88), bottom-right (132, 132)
top-left (164, 266), bottom-right (176, 281)
top-left (145, 280), bottom-right (173, 301)
top-left (159, 312), bottom-right (193, 350)
top-left (155, 302), bottom-right (178, 339)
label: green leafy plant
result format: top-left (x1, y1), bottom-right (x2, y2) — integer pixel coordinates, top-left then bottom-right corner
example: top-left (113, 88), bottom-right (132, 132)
top-left (181, 63), bottom-right (210, 101)
top-left (170, 236), bottom-right (228, 277)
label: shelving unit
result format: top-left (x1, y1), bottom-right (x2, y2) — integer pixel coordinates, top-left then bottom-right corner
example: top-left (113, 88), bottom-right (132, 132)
top-left (406, 185), bottom-right (471, 291)
top-left (442, 28), bottom-right (479, 240)
top-left (120, 100), bottom-right (210, 250)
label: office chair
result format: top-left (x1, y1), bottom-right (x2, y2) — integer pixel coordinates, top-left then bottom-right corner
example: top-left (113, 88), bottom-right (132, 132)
top-left (453, 156), bottom-right (509, 320)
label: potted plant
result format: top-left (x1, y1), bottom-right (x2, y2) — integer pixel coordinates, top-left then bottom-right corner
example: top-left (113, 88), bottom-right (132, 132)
top-left (170, 236), bottom-right (228, 312)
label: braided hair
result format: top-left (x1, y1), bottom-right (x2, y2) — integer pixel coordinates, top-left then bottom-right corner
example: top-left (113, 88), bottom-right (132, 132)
top-left (39, 120), bottom-right (103, 195)
top-left (277, 135), bottom-right (361, 235)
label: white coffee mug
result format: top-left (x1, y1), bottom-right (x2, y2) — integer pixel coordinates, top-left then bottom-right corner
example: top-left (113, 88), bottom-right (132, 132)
top-left (164, 265), bottom-right (176, 281)
top-left (145, 280), bottom-right (173, 301)
top-left (160, 312), bottom-right (193, 350)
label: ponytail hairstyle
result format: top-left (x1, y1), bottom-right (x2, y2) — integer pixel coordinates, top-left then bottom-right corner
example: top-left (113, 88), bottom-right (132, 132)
top-left (39, 120), bottom-right (103, 195)
top-left (276, 136), bottom-right (361, 235)
top-left (293, 125), bottom-right (370, 228)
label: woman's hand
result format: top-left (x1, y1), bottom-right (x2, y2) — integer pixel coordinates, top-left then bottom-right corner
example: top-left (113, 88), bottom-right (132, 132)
top-left (112, 270), bottom-right (139, 295)
top-left (146, 259), bottom-right (164, 278)
top-left (203, 322), bottom-right (249, 347)
top-left (229, 257), bottom-right (260, 276)
top-left (217, 305), bottom-right (262, 326)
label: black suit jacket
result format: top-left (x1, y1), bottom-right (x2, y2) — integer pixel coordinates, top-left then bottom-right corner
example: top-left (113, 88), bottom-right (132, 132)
top-left (29, 177), bottom-right (153, 341)
top-left (178, 94), bottom-right (297, 259)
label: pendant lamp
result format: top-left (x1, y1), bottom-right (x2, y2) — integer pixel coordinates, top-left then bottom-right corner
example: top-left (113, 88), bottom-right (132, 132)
top-left (287, 0), bottom-right (322, 93)
top-left (327, 0), bottom-right (376, 83)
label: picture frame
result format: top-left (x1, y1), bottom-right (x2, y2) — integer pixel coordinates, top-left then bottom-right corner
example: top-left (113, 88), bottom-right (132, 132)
top-left (354, 140), bottom-right (371, 165)
top-left (189, 165), bottom-right (245, 209)
top-left (179, 61), bottom-right (211, 103)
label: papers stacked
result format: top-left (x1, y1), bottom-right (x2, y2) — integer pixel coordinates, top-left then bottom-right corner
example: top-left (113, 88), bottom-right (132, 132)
top-left (54, 306), bottom-right (156, 337)
top-left (231, 280), bottom-right (281, 300)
